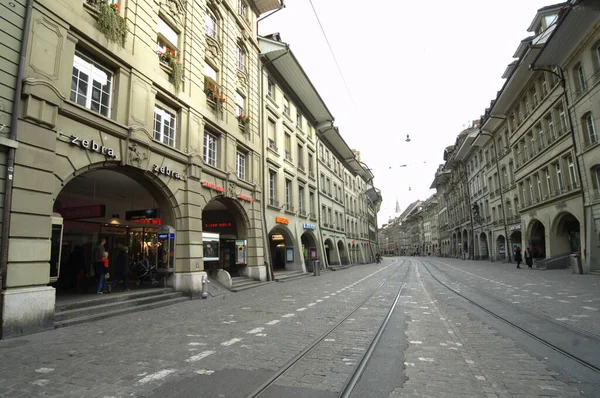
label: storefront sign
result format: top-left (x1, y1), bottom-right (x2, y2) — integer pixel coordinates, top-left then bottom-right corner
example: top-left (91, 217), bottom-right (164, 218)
top-left (303, 223), bottom-right (316, 230)
top-left (236, 239), bottom-right (247, 265)
top-left (126, 208), bottom-right (160, 220)
top-left (237, 194), bottom-right (254, 202)
top-left (204, 222), bottom-right (232, 228)
top-left (101, 226), bottom-right (127, 235)
top-left (132, 218), bottom-right (163, 226)
top-left (70, 135), bottom-right (118, 158)
top-left (509, 224), bottom-right (521, 231)
top-left (153, 164), bottom-right (184, 180)
top-left (276, 216), bottom-right (289, 225)
top-left (58, 205), bottom-right (106, 220)
top-left (202, 181), bottom-right (225, 193)
top-left (271, 234), bottom-right (285, 241)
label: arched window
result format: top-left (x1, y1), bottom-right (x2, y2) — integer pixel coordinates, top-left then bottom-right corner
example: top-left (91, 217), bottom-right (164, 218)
top-left (573, 62), bottom-right (586, 98)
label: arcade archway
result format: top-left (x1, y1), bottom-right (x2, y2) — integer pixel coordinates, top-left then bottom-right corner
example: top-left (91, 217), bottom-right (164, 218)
top-left (324, 238), bottom-right (337, 266)
top-left (338, 240), bottom-right (348, 265)
top-left (202, 197), bottom-right (250, 276)
top-left (267, 226), bottom-right (295, 271)
top-left (53, 167), bottom-right (177, 293)
top-left (301, 231), bottom-right (318, 268)
top-left (479, 232), bottom-right (489, 259)
top-left (496, 235), bottom-right (506, 261)
top-left (550, 212), bottom-right (580, 257)
top-left (528, 220), bottom-right (546, 259)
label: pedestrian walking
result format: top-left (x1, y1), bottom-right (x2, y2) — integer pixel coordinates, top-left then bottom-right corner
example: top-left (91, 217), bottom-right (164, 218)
top-left (514, 247), bottom-right (522, 269)
top-left (96, 251), bottom-right (110, 294)
top-left (525, 247), bottom-right (533, 269)
top-left (111, 246), bottom-right (130, 291)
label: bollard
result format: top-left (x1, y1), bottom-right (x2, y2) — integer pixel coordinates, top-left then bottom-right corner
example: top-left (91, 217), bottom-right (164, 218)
top-left (313, 260), bottom-right (320, 276)
top-left (201, 274), bottom-right (209, 299)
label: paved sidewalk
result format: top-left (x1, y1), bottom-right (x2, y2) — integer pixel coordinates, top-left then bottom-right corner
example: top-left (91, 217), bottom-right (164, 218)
top-left (419, 256), bottom-right (600, 336)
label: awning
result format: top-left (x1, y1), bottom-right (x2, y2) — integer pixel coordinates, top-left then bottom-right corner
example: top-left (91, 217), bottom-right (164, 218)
top-left (251, 0), bottom-right (282, 15)
top-left (430, 170), bottom-right (451, 189)
top-left (259, 37), bottom-right (334, 125)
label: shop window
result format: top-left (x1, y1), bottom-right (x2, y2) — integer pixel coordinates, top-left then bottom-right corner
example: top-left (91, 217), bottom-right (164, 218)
top-left (153, 105), bottom-right (177, 148)
top-left (236, 150), bottom-right (247, 181)
top-left (71, 53), bottom-right (113, 117)
top-left (203, 131), bottom-right (218, 167)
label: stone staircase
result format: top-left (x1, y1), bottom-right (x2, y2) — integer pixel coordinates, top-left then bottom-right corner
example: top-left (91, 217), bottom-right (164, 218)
top-left (54, 288), bottom-right (190, 328)
top-left (230, 276), bottom-right (266, 292)
top-left (273, 269), bottom-right (311, 282)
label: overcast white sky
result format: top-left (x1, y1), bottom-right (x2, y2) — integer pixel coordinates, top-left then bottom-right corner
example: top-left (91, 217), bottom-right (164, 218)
top-left (258, 0), bottom-right (554, 226)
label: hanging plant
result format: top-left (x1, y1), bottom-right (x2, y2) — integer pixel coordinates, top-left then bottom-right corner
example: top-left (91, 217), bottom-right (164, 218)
top-left (87, 0), bottom-right (129, 48)
top-left (237, 113), bottom-right (251, 125)
top-left (157, 49), bottom-right (184, 91)
top-left (205, 85), bottom-right (226, 104)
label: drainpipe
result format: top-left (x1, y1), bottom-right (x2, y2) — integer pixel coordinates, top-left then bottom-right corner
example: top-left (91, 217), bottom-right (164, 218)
top-left (1, 0), bottom-right (33, 292)
top-left (259, 47), bottom-right (289, 281)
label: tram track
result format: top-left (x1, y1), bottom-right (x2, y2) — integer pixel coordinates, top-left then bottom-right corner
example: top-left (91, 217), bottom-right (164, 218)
top-left (428, 257), bottom-right (600, 342)
top-left (417, 258), bottom-right (600, 376)
top-left (245, 259), bottom-right (410, 398)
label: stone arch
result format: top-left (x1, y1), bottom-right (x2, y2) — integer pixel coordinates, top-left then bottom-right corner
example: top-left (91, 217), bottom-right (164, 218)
top-left (496, 234), bottom-right (506, 261)
top-left (54, 162), bottom-right (182, 228)
top-left (549, 211), bottom-right (581, 257)
top-left (268, 224), bottom-right (296, 271)
top-left (324, 238), bottom-right (338, 266)
top-left (526, 219), bottom-right (546, 259)
top-left (338, 240), bottom-right (348, 265)
top-left (479, 232), bottom-right (489, 259)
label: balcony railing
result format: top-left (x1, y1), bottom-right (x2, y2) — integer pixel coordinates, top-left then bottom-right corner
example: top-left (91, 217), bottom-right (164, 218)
top-left (268, 139), bottom-right (278, 152)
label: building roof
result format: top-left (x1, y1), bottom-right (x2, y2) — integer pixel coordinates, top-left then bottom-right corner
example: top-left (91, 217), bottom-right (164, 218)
top-left (251, 0), bottom-right (283, 15)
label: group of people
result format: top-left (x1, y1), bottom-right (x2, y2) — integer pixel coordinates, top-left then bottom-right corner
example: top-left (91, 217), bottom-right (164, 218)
top-left (93, 238), bottom-right (131, 295)
top-left (513, 246), bottom-right (534, 269)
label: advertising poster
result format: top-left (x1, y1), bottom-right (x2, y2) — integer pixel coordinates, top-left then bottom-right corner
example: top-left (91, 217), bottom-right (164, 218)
top-left (203, 232), bottom-right (220, 261)
top-left (309, 247), bottom-right (317, 259)
top-left (286, 247), bottom-right (294, 262)
top-left (236, 239), bottom-right (247, 265)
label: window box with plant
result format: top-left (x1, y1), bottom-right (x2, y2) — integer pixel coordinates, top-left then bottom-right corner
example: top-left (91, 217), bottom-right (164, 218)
top-left (205, 84), bottom-right (226, 105)
top-left (85, 0), bottom-right (129, 47)
top-left (237, 113), bottom-right (251, 125)
top-left (157, 49), bottom-right (183, 91)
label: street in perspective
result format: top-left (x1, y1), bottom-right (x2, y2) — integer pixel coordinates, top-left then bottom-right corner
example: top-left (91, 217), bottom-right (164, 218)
top-left (0, 257), bottom-right (599, 397)
top-left (2, 0), bottom-right (600, 397)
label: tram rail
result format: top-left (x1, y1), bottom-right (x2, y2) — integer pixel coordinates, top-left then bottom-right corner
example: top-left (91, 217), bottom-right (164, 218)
top-left (418, 258), bottom-right (600, 375)
top-left (244, 259), bottom-right (410, 398)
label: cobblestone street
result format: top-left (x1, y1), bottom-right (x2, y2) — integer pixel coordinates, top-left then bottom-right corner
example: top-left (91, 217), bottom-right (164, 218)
top-left (0, 257), bottom-right (598, 397)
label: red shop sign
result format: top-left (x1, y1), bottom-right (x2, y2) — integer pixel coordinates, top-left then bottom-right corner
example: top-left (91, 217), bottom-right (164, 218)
top-left (58, 205), bottom-right (105, 220)
top-left (132, 218), bottom-right (163, 225)
top-left (202, 181), bottom-right (225, 193)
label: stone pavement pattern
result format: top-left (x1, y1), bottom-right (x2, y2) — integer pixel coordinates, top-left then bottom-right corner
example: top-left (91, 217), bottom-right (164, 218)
top-left (425, 257), bottom-right (600, 336)
top-left (390, 261), bottom-right (582, 398)
top-left (0, 261), bottom-right (403, 397)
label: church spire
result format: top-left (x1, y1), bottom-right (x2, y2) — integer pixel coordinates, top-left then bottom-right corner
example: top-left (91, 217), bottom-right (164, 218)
top-left (395, 197), bottom-right (400, 214)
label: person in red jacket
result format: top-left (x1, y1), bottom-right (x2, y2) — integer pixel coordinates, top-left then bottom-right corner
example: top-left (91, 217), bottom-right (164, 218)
top-left (96, 251), bottom-right (110, 294)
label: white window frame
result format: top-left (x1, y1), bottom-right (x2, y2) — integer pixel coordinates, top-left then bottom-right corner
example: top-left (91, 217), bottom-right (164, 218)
top-left (205, 8), bottom-right (218, 39)
top-left (153, 105), bottom-right (177, 148)
top-left (235, 92), bottom-right (245, 117)
top-left (157, 17), bottom-right (179, 54)
top-left (269, 171), bottom-right (277, 205)
top-left (556, 162), bottom-right (565, 192)
top-left (237, 44), bottom-right (246, 72)
top-left (203, 131), bottom-right (218, 166)
top-left (567, 156), bottom-right (576, 187)
top-left (586, 113), bottom-right (597, 143)
top-left (298, 185), bottom-right (305, 214)
top-left (267, 79), bottom-right (275, 98)
top-left (71, 53), bottom-right (113, 117)
top-left (236, 151), bottom-right (246, 180)
top-left (285, 179), bottom-right (292, 210)
top-left (545, 169), bottom-right (552, 196)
